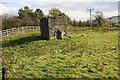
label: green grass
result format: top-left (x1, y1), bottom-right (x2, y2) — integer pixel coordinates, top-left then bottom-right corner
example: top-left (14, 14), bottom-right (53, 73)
top-left (2, 26), bottom-right (119, 78)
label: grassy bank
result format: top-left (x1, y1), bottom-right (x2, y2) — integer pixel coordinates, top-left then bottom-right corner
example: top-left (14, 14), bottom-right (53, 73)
top-left (2, 26), bottom-right (119, 78)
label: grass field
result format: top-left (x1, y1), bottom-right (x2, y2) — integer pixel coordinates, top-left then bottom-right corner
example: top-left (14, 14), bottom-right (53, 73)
top-left (2, 26), bottom-right (119, 78)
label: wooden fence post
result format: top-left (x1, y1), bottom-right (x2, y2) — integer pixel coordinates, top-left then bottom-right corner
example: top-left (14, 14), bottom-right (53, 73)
top-left (2, 30), bottom-right (7, 37)
top-left (2, 68), bottom-right (8, 80)
top-left (21, 27), bottom-right (24, 33)
top-left (12, 28), bottom-right (16, 34)
top-left (16, 27), bottom-right (19, 33)
top-left (7, 29), bottom-right (12, 36)
top-left (0, 31), bottom-right (2, 39)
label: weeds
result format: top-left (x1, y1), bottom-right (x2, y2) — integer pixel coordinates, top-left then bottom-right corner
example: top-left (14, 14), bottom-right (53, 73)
top-left (2, 26), bottom-right (119, 78)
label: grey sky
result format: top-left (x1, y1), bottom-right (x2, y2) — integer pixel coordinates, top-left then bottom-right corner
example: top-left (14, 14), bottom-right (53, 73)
top-left (0, 0), bottom-right (119, 21)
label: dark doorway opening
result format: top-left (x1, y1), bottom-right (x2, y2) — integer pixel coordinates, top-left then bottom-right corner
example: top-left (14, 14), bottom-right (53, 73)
top-left (56, 30), bottom-right (62, 39)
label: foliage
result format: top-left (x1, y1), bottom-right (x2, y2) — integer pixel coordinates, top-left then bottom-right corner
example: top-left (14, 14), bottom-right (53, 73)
top-left (48, 8), bottom-right (72, 25)
top-left (18, 6), bottom-right (36, 26)
top-left (48, 8), bottom-right (65, 16)
top-left (66, 15), bottom-right (72, 25)
top-left (103, 19), bottom-right (111, 27)
top-left (2, 6), bottom-right (44, 30)
top-left (18, 6), bottom-right (33, 19)
top-left (34, 9), bottom-right (44, 26)
top-left (2, 26), bottom-right (119, 78)
top-left (2, 16), bottom-right (23, 30)
top-left (71, 11), bottom-right (111, 27)
top-left (72, 19), bottom-right (76, 26)
top-left (78, 20), bottom-right (82, 26)
top-left (71, 19), bottom-right (80, 26)
top-left (72, 20), bottom-right (91, 27)
top-left (85, 20), bottom-right (91, 27)
top-left (93, 12), bottom-right (111, 27)
top-left (18, 6), bottom-right (44, 26)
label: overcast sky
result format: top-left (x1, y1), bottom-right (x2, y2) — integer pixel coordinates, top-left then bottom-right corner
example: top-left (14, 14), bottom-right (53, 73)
top-left (0, 0), bottom-right (119, 21)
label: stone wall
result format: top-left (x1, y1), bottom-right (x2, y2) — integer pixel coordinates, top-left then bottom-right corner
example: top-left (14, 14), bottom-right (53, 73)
top-left (40, 16), bottom-right (67, 40)
top-left (1, 26), bottom-right (40, 38)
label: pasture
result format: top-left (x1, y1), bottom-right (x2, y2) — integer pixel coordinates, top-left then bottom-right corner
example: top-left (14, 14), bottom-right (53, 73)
top-left (2, 26), bottom-right (119, 78)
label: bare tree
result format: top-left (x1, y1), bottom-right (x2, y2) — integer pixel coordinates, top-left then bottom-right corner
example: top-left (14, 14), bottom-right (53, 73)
top-left (95, 11), bottom-right (104, 27)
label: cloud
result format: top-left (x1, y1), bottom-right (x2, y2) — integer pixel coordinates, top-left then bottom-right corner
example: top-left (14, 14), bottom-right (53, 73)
top-left (7, 7), bottom-right (18, 16)
top-left (0, 3), bottom-right (9, 15)
top-left (65, 10), bottom-right (90, 21)
top-left (104, 11), bottom-right (118, 18)
top-left (3, 0), bottom-right (119, 3)
top-left (0, 3), bottom-right (18, 16)
top-left (0, 1), bottom-right (118, 21)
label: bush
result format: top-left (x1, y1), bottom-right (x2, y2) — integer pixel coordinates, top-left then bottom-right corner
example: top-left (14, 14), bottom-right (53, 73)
top-left (2, 17), bottom-right (23, 30)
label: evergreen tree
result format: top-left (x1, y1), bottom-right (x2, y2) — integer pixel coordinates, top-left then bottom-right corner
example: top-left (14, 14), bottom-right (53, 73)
top-left (18, 6), bottom-right (44, 26)
top-left (34, 9), bottom-right (44, 25)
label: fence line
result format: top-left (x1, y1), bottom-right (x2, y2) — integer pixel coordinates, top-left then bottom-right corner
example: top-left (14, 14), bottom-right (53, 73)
top-left (0, 26), bottom-right (40, 38)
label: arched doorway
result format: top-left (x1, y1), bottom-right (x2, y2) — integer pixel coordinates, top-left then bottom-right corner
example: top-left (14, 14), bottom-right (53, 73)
top-left (56, 30), bottom-right (62, 39)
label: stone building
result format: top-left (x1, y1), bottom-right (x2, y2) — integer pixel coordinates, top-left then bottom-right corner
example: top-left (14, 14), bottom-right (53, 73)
top-left (40, 16), bottom-right (67, 40)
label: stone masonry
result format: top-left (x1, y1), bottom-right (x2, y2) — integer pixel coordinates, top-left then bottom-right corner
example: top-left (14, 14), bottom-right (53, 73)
top-left (40, 16), bottom-right (67, 40)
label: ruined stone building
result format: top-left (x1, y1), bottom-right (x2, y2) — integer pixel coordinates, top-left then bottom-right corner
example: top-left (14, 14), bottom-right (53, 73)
top-left (40, 16), bottom-right (67, 40)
